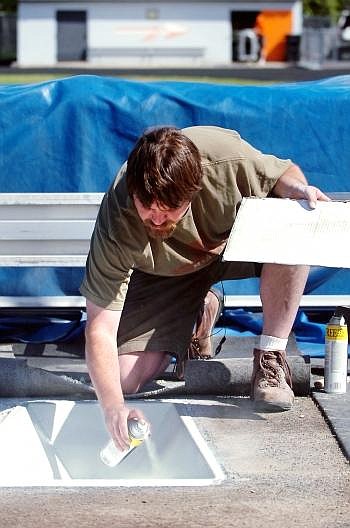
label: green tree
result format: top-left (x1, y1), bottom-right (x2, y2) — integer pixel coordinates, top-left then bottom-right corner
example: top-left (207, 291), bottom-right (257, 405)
top-left (0, 0), bottom-right (17, 12)
top-left (303, 0), bottom-right (345, 19)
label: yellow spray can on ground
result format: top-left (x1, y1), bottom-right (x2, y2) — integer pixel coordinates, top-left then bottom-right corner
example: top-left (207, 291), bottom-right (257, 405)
top-left (100, 418), bottom-right (150, 467)
top-left (324, 311), bottom-right (348, 394)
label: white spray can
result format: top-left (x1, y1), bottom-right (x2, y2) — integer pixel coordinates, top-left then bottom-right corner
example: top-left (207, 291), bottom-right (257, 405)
top-left (100, 418), bottom-right (150, 467)
top-left (324, 312), bottom-right (348, 394)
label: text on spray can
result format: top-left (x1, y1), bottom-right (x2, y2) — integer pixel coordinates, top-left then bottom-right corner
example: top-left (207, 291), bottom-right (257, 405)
top-left (325, 314), bottom-right (348, 394)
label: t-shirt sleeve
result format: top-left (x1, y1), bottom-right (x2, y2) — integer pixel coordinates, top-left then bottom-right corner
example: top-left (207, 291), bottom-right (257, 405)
top-left (236, 138), bottom-right (293, 197)
top-left (80, 190), bottom-right (134, 311)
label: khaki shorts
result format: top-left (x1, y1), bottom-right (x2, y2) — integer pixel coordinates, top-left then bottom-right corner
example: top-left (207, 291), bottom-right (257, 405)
top-left (117, 258), bottom-right (262, 361)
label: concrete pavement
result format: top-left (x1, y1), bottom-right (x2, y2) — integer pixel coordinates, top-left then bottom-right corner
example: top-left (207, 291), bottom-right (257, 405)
top-left (0, 395), bottom-right (349, 528)
top-left (0, 335), bottom-right (349, 528)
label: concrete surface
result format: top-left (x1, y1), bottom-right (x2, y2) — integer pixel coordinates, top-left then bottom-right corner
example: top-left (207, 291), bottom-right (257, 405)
top-left (314, 390), bottom-right (350, 461)
top-left (0, 395), bottom-right (349, 528)
top-left (1, 337), bottom-right (349, 527)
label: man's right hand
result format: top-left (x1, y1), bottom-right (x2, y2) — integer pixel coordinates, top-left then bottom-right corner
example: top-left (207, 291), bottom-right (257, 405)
top-left (84, 301), bottom-right (150, 450)
top-left (104, 403), bottom-right (147, 451)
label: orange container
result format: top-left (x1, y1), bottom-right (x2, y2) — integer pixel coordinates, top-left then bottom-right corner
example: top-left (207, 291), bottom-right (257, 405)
top-left (255, 10), bottom-right (292, 61)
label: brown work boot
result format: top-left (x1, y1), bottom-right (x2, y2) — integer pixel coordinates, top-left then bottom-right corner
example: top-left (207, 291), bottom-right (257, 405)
top-left (251, 348), bottom-right (294, 412)
top-left (175, 289), bottom-right (224, 380)
top-left (189, 289), bottom-right (223, 360)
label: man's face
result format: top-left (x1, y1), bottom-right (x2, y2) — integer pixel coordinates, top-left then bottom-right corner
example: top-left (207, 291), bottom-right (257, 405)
top-left (133, 195), bottom-right (190, 240)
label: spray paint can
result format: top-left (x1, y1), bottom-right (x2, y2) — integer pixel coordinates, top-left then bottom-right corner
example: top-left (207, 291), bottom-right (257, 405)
top-left (324, 312), bottom-right (348, 394)
top-left (100, 418), bottom-right (150, 467)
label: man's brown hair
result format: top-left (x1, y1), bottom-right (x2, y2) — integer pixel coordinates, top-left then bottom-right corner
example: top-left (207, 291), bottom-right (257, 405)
top-left (126, 127), bottom-right (203, 208)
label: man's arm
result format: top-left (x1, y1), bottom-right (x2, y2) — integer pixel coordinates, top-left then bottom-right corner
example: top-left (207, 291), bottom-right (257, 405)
top-left (85, 300), bottom-right (143, 450)
top-left (272, 163), bottom-right (330, 208)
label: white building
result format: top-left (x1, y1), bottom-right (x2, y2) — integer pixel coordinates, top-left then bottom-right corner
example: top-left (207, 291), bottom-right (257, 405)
top-left (17, 0), bottom-right (303, 67)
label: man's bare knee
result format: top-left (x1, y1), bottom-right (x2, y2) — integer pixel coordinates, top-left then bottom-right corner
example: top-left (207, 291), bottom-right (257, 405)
top-left (119, 351), bottom-right (170, 395)
top-left (120, 376), bottom-right (143, 395)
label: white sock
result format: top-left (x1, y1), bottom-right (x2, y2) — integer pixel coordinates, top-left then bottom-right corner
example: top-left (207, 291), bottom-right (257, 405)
top-left (259, 334), bottom-right (288, 352)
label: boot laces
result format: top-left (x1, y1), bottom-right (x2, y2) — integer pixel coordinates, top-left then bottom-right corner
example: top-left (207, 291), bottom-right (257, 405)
top-left (259, 351), bottom-right (292, 388)
top-left (189, 337), bottom-right (202, 359)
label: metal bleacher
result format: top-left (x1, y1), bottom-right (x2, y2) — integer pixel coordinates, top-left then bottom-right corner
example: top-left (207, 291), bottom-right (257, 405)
top-left (0, 191), bottom-right (349, 311)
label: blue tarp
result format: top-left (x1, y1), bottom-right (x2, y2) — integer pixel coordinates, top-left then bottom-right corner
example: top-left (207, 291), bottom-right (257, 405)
top-left (0, 74), bottom-right (349, 353)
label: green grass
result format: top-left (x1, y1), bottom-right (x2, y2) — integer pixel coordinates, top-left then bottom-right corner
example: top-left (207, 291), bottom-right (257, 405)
top-left (0, 73), bottom-right (65, 84)
top-left (0, 72), bottom-right (272, 85)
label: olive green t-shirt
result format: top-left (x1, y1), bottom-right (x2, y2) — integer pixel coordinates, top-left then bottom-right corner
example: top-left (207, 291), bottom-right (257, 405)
top-left (80, 126), bottom-right (292, 310)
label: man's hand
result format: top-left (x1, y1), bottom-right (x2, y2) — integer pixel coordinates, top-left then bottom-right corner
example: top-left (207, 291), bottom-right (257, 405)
top-left (272, 164), bottom-right (331, 209)
top-left (295, 184), bottom-right (331, 209)
top-left (84, 301), bottom-right (149, 450)
top-left (104, 403), bottom-right (147, 451)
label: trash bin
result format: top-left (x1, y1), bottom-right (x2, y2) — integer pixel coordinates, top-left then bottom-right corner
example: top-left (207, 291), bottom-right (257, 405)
top-left (286, 35), bottom-right (300, 62)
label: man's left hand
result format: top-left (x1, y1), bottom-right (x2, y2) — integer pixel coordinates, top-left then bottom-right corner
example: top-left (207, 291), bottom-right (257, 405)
top-left (297, 184), bottom-right (331, 209)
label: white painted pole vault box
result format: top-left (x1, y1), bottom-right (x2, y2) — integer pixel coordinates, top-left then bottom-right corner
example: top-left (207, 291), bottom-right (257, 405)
top-left (223, 197), bottom-right (350, 268)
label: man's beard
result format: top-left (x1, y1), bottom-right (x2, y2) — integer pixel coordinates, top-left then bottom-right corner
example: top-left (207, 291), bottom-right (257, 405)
top-left (143, 219), bottom-right (177, 240)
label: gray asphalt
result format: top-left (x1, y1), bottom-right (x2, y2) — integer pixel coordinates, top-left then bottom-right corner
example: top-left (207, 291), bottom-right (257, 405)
top-left (2, 60), bottom-right (350, 83)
